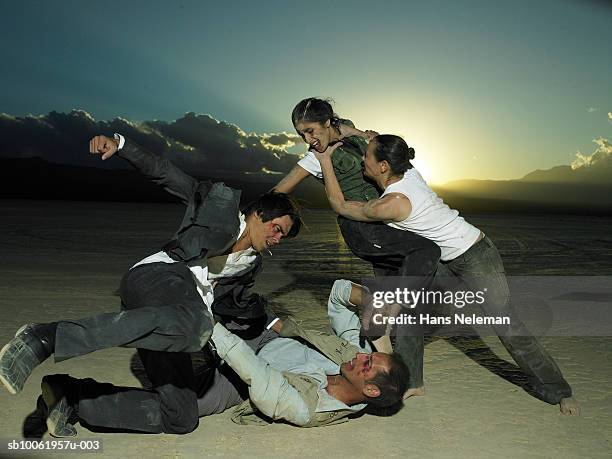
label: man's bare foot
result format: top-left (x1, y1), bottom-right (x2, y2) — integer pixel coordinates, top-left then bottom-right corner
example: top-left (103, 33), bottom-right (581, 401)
top-left (403, 386), bottom-right (425, 400)
top-left (559, 397), bottom-right (580, 416)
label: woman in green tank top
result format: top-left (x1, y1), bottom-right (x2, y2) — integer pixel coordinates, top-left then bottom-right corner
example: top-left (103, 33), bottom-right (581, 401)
top-left (275, 99), bottom-right (378, 202)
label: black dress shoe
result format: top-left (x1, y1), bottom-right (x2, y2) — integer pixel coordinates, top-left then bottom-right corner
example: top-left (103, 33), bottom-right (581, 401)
top-left (0, 324), bottom-right (53, 394)
top-left (41, 374), bottom-right (79, 438)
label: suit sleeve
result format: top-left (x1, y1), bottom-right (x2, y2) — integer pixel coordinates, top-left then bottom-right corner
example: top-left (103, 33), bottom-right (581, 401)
top-left (211, 324), bottom-right (311, 426)
top-left (117, 137), bottom-right (198, 204)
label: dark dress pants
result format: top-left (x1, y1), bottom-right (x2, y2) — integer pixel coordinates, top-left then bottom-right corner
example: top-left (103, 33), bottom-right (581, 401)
top-left (54, 262), bottom-right (214, 434)
top-left (337, 217), bottom-right (441, 389)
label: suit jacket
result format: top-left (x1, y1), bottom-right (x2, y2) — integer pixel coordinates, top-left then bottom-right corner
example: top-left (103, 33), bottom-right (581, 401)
top-left (118, 138), bottom-right (267, 318)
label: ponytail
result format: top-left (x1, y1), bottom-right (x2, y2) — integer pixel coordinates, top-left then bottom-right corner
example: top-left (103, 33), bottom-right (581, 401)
top-left (371, 135), bottom-right (415, 175)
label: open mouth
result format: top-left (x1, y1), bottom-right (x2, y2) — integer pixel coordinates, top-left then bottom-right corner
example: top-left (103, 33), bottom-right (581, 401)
top-left (311, 140), bottom-right (320, 150)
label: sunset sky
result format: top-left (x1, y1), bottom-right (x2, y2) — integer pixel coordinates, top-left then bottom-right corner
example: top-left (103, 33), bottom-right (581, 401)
top-left (1, 0), bottom-right (611, 184)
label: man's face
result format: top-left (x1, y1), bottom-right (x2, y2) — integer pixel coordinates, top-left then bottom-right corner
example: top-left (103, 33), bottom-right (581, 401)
top-left (250, 213), bottom-right (294, 252)
top-left (295, 120), bottom-right (332, 153)
top-left (340, 352), bottom-right (392, 394)
top-left (362, 141), bottom-right (381, 180)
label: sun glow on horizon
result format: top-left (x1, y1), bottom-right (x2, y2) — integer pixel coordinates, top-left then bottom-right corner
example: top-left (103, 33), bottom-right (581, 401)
top-left (352, 106), bottom-right (496, 185)
top-left (284, 107), bottom-right (490, 185)
top-left (352, 111), bottom-right (451, 185)
top-left (410, 156), bottom-right (436, 185)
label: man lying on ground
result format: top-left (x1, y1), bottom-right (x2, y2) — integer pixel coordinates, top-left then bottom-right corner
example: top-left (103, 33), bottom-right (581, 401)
top-left (33, 279), bottom-right (409, 435)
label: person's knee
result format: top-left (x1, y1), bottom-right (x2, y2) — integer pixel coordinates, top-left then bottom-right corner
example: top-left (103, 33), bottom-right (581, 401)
top-left (166, 303), bottom-right (214, 350)
top-left (166, 416), bottom-right (199, 434)
top-left (159, 386), bottom-right (200, 434)
top-left (190, 307), bottom-right (214, 348)
top-left (486, 281), bottom-right (511, 309)
top-left (164, 403), bottom-right (199, 434)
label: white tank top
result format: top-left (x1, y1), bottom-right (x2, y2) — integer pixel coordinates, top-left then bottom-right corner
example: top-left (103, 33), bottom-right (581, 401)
top-left (381, 169), bottom-right (481, 261)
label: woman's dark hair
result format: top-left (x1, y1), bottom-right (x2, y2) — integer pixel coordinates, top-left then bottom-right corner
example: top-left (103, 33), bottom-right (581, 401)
top-left (371, 134), bottom-right (415, 176)
top-left (291, 97), bottom-right (341, 130)
top-left (241, 192), bottom-right (302, 238)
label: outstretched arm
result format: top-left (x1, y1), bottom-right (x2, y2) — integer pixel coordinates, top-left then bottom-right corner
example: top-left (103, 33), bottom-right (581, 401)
top-left (211, 323), bottom-right (311, 426)
top-left (89, 134), bottom-right (198, 204)
top-left (272, 163), bottom-right (311, 194)
top-left (315, 143), bottom-right (411, 222)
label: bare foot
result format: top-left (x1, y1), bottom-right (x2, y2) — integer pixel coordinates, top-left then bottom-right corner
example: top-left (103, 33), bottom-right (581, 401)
top-left (403, 386), bottom-right (425, 400)
top-left (559, 397), bottom-right (580, 416)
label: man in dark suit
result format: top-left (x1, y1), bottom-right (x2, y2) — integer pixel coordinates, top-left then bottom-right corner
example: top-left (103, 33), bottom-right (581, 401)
top-left (0, 134), bottom-right (302, 435)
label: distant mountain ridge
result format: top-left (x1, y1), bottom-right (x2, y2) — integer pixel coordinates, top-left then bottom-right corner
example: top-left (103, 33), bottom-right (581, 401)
top-left (439, 158), bottom-right (612, 213)
top-left (520, 162), bottom-right (611, 184)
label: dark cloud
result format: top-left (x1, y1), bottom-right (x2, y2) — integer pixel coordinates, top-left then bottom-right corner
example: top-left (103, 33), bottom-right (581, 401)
top-left (144, 113), bottom-right (302, 176)
top-left (0, 110), bottom-right (304, 178)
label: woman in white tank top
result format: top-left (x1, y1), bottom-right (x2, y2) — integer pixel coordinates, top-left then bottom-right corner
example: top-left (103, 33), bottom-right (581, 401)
top-left (313, 134), bottom-right (577, 415)
top-left (314, 134), bottom-right (484, 261)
